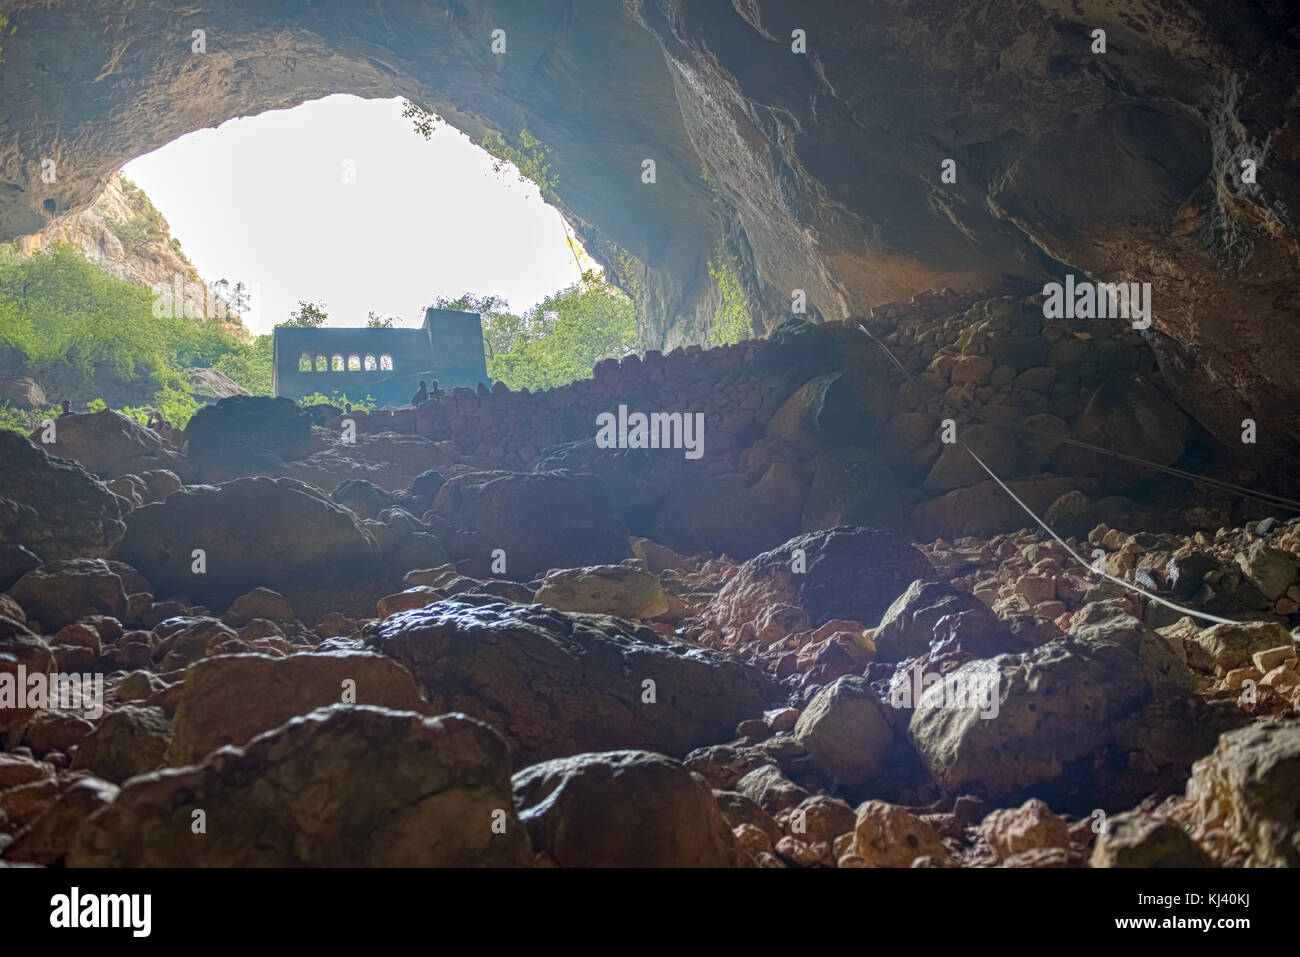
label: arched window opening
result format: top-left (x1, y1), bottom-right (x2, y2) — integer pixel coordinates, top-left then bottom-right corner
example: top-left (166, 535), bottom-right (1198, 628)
top-left (298, 353), bottom-right (312, 372)
top-left (331, 354), bottom-right (345, 372)
top-left (315, 355), bottom-right (329, 372)
top-left (379, 355), bottom-right (393, 371)
top-left (347, 354), bottom-right (361, 372)
top-left (364, 355), bottom-right (377, 371)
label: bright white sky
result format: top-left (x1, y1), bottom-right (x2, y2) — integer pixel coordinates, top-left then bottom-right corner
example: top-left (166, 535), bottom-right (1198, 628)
top-left (122, 94), bottom-right (587, 336)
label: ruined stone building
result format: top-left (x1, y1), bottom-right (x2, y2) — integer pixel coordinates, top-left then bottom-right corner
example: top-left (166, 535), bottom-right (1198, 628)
top-left (271, 307), bottom-right (489, 407)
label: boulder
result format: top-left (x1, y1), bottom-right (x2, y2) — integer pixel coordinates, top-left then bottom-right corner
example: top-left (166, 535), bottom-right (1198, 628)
top-left (534, 565), bottom-right (670, 619)
top-left (980, 798), bottom-right (1070, 860)
top-left (0, 544), bottom-right (41, 592)
top-left (432, 470), bottom-right (629, 579)
top-left (1090, 812), bottom-right (1213, 867)
top-left (183, 395), bottom-right (315, 480)
top-left (68, 705), bottom-right (534, 866)
top-left (652, 472), bottom-right (790, 559)
top-left (9, 559), bottom-right (128, 631)
top-left (908, 636), bottom-right (1154, 800)
top-left (852, 800), bottom-right (951, 867)
top-left (1187, 716), bottom-right (1300, 867)
top-left (1235, 540), bottom-right (1299, 601)
top-left (166, 652), bottom-right (429, 765)
top-left (735, 765), bottom-right (811, 815)
top-left (923, 423), bottom-right (1018, 492)
top-left (225, 587), bottom-right (294, 624)
top-left (535, 439), bottom-right (684, 511)
top-left (114, 476), bottom-right (380, 606)
top-left (68, 706), bottom-right (172, 783)
top-left (1, 777), bottom-right (119, 866)
top-left (40, 408), bottom-right (164, 477)
top-left (801, 448), bottom-right (903, 532)
top-left (512, 750), bottom-right (735, 866)
top-left (1188, 620), bottom-right (1294, 672)
top-left (281, 434), bottom-right (455, 493)
top-left (1053, 372), bottom-right (1189, 483)
top-left (793, 676), bottom-right (893, 787)
top-left (0, 376), bottom-right (46, 408)
top-left (186, 366), bottom-right (249, 403)
top-left (764, 370), bottom-right (891, 458)
top-left (873, 579), bottom-right (998, 662)
top-left (0, 431), bottom-right (127, 560)
top-left (912, 476), bottom-right (1097, 540)
top-left (699, 527), bottom-right (933, 644)
top-left (367, 599), bottom-right (780, 766)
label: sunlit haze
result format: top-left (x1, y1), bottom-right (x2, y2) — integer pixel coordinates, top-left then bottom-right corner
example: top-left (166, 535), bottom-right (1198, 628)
top-left (122, 94), bottom-right (588, 336)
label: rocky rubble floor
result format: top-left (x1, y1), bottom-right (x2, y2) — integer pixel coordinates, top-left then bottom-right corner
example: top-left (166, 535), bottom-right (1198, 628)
top-left (1, 320), bottom-right (1298, 867)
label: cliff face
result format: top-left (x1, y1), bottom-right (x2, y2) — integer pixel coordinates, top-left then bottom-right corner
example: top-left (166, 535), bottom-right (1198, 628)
top-left (13, 174), bottom-right (248, 342)
top-left (0, 0), bottom-right (1296, 481)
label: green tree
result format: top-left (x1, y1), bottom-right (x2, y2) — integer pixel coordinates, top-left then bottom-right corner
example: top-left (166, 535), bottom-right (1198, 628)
top-left (282, 299), bottom-right (328, 328)
top-left (212, 334), bottom-right (273, 395)
top-left (480, 277), bottom-right (638, 391)
top-left (365, 311), bottom-right (396, 328)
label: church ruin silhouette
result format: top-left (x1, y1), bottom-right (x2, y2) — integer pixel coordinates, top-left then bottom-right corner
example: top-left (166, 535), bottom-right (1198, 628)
top-left (271, 306), bottom-right (489, 407)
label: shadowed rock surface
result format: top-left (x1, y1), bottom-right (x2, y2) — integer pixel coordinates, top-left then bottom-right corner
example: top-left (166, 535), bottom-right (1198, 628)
top-left (367, 599), bottom-right (782, 766)
top-left (68, 706), bottom-right (533, 867)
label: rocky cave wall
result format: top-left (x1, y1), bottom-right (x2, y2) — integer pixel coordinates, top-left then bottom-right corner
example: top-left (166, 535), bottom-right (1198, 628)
top-left (1, 0), bottom-right (1298, 482)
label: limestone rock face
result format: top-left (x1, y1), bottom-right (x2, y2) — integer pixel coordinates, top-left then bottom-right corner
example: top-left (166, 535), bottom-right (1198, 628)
top-left (367, 599), bottom-right (781, 766)
top-left (0, 431), bottom-right (127, 561)
top-left (4, 1), bottom-right (1297, 477)
top-left (114, 476), bottom-right (380, 606)
top-left (512, 750), bottom-right (736, 867)
top-left (68, 705), bottom-right (534, 867)
top-left (432, 471), bottom-right (630, 579)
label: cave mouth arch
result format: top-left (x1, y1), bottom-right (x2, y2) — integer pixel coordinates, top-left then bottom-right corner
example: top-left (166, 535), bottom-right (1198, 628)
top-left (0, 1), bottom-right (727, 351)
top-left (117, 93), bottom-right (596, 335)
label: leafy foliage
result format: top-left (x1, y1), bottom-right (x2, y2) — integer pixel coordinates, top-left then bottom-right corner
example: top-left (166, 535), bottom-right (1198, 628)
top-left (298, 391), bottom-right (377, 411)
top-left (480, 130), bottom-right (559, 201)
top-left (707, 240), bottom-right (752, 346)
top-left (365, 311), bottom-right (396, 328)
top-left (0, 14), bottom-right (14, 63)
top-left (211, 334), bottom-right (273, 396)
top-left (0, 243), bottom-right (239, 388)
top-left (401, 100), bottom-right (444, 140)
top-left (0, 242), bottom-right (272, 434)
top-left (283, 300), bottom-right (328, 328)
top-left (468, 277), bottom-right (639, 392)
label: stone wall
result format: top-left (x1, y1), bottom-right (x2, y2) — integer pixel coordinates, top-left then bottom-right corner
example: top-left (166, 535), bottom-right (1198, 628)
top-left (322, 283), bottom-right (1233, 553)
